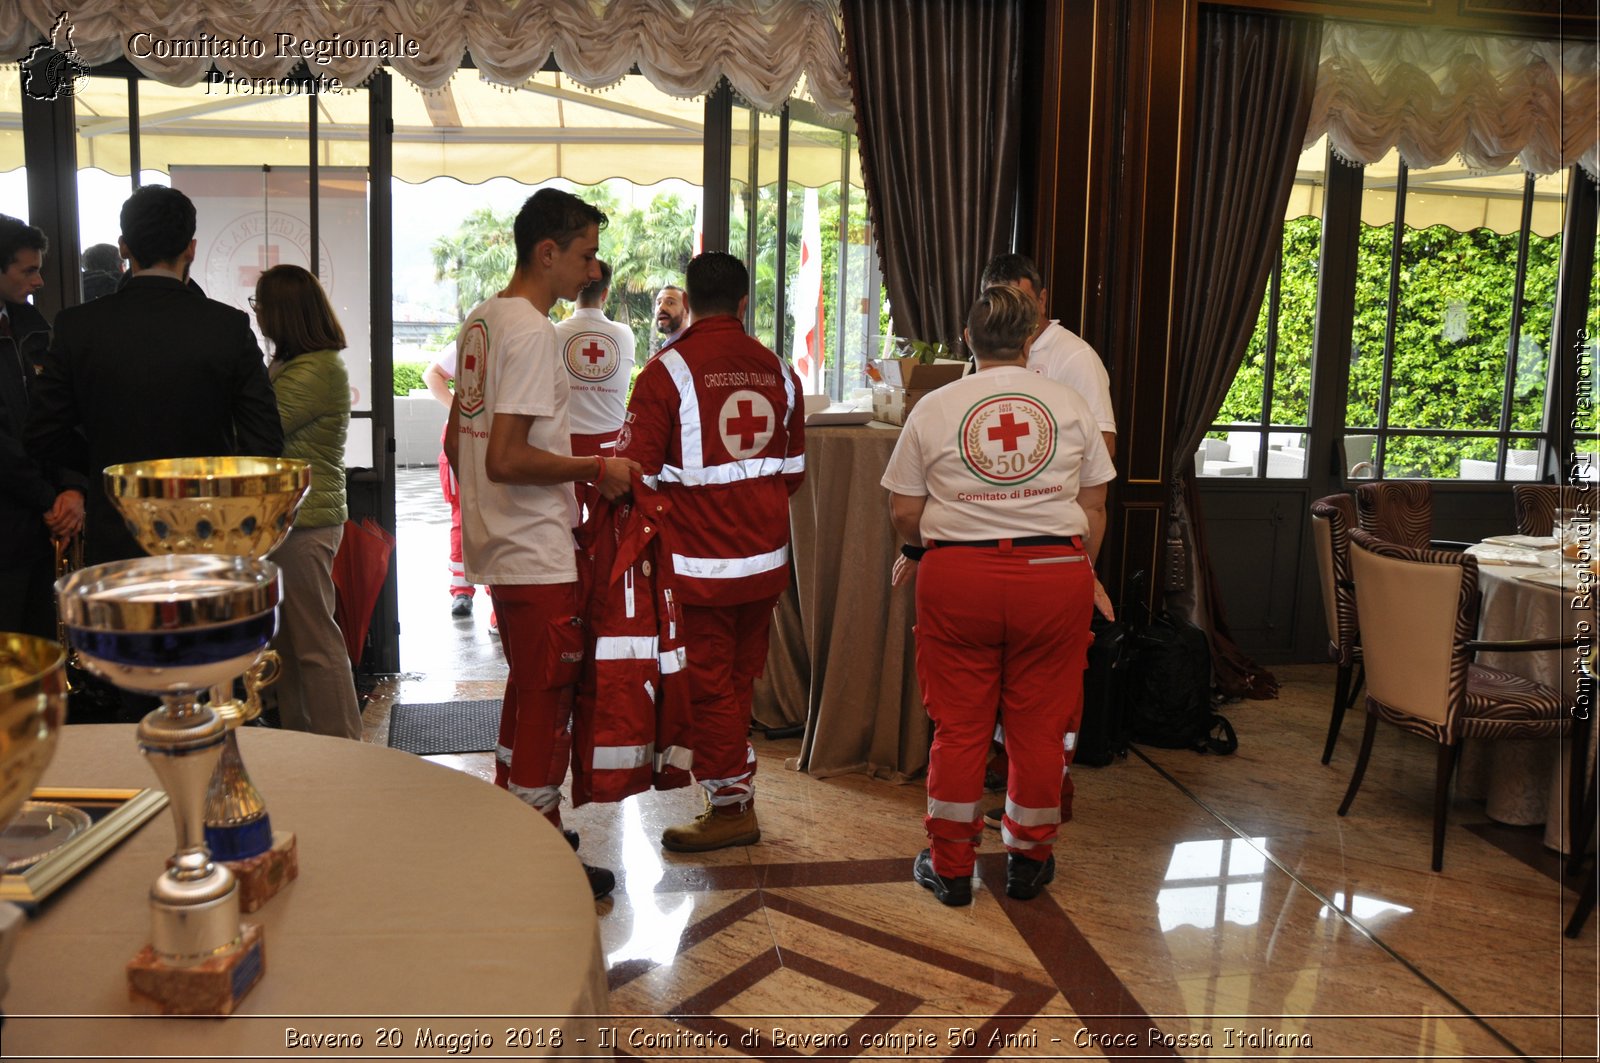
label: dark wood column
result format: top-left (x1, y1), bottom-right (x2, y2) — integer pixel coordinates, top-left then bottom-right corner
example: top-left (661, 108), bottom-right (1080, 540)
top-left (21, 90), bottom-right (79, 321)
top-left (1026, 0), bottom-right (1199, 607)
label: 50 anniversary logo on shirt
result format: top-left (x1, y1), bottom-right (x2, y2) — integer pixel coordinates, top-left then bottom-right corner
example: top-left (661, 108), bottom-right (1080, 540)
top-left (960, 394), bottom-right (1055, 486)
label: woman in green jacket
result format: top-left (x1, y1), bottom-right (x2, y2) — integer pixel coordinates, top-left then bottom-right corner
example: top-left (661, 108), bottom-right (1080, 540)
top-left (254, 264), bottom-right (362, 740)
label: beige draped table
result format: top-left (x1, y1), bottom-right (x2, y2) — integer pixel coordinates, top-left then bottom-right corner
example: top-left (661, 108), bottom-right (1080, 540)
top-left (4, 725), bottom-right (608, 1058)
top-left (1458, 546), bottom-right (1596, 853)
top-left (753, 421), bottom-right (930, 781)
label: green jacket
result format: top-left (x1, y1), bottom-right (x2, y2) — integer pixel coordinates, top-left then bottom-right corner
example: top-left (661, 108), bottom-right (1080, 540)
top-left (271, 348), bottom-right (349, 529)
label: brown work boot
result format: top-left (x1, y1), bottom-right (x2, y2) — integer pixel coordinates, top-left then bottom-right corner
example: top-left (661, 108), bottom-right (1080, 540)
top-left (661, 796), bottom-right (761, 853)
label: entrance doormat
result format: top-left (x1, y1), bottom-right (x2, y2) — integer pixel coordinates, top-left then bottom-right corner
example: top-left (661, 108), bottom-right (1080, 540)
top-left (386, 699), bottom-right (500, 756)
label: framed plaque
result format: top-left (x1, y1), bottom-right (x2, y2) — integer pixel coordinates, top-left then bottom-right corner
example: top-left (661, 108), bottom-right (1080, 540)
top-left (0, 787), bottom-right (167, 906)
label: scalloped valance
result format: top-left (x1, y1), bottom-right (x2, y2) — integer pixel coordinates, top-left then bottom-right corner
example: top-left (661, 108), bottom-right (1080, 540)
top-left (1306, 21), bottom-right (1598, 178)
top-left (0, 0), bottom-right (850, 116)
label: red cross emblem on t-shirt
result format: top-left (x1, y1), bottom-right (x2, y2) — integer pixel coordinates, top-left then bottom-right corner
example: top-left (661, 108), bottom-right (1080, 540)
top-left (987, 411), bottom-right (1031, 451)
top-left (580, 341), bottom-right (606, 365)
top-left (725, 399), bottom-right (769, 450)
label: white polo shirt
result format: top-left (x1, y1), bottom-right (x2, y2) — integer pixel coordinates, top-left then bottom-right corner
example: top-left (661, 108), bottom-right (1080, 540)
top-left (554, 307), bottom-right (635, 436)
top-left (881, 365), bottom-right (1116, 543)
top-left (1028, 321), bottom-right (1116, 437)
top-left (451, 296), bottom-right (578, 585)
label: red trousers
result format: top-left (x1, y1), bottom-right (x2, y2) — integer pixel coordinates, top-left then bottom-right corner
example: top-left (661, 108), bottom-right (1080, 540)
top-left (681, 598), bottom-right (776, 806)
top-left (570, 430), bottom-right (619, 524)
top-left (438, 441), bottom-right (473, 599)
top-left (915, 543), bottom-right (1093, 876)
top-left (489, 581), bottom-right (581, 822)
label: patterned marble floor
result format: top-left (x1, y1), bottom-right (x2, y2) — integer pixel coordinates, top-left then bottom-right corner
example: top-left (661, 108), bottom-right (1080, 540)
top-left (374, 469), bottom-right (1596, 1059)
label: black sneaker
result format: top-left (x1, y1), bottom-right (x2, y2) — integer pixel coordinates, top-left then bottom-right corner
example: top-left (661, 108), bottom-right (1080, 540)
top-left (984, 806), bottom-right (1003, 830)
top-left (913, 848), bottom-right (972, 907)
top-left (1005, 852), bottom-right (1055, 900)
top-left (450, 594), bottom-right (473, 618)
top-left (583, 863), bottom-right (616, 900)
top-left (562, 829), bottom-right (580, 851)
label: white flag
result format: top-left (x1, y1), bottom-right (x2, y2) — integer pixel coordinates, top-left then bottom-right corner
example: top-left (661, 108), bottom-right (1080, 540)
top-left (790, 187), bottom-right (825, 393)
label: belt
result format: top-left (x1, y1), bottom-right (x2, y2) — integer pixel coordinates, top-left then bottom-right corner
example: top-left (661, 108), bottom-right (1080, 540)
top-left (928, 535), bottom-right (1082, 549)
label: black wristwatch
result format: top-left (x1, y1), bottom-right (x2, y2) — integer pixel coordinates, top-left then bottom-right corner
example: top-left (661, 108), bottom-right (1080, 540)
top-left (900, 544), bottom-right (926, 561)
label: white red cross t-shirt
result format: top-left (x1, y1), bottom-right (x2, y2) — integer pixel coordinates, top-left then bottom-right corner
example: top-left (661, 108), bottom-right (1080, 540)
top-left (451, 296), bottom-right (578, 585)
top-left (553, 307), bottom-right (635, 436)
top-left (880, 365), bottom-right (1115, 542)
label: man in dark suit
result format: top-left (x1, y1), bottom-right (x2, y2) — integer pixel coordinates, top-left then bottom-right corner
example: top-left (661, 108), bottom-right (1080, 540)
top-left (0, 214), bottom-right (83, 638)
top-left (27, 185), bottom-right (284, 566)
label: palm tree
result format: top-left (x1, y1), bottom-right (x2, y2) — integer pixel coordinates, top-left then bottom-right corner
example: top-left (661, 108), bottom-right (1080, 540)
top-left (432, 206), bottom-right (518, 323)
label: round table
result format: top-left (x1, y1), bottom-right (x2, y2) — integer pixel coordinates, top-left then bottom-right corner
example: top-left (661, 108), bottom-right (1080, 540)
top-left (1458, 548), bottom-right (1594, 852)
top-left (4, 725), bottom-right (608, 1058)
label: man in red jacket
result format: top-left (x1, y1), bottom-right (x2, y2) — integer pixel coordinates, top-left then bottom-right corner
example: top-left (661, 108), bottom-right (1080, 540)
top-left (617, 251), bottom-right (806, 852)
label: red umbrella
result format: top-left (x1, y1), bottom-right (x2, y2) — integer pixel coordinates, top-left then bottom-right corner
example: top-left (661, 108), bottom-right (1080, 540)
top-left (331, 517), bottom-right (394, 668)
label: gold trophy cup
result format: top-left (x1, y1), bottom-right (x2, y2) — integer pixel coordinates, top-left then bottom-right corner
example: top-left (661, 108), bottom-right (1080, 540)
top-left (104, 456), bottom-right (310, 912)
top-left (0, 634), bottom-right (68, 1006)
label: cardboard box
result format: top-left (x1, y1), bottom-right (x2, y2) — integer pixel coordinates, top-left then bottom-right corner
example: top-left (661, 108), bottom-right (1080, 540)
top-left (872, 384), bottom-right (938, 426)
top-left (878, 356), bottom-right (967, 390)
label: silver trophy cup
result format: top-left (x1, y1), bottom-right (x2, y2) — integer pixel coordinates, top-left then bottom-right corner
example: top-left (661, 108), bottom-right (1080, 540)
top-left (58, 555), bottom-right (277, 979)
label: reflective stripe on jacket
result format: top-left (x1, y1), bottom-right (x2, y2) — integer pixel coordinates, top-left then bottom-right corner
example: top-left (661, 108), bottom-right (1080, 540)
top-left (571, 477), bottom-right (694, 806)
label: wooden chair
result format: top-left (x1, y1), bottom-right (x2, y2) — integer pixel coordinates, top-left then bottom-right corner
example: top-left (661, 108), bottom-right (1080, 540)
top-left (1356, 480), bottom-right (1471, 551)
top-left (1512, 484), bottom-right (1598, 537)
top-left (1341, 529), bottom-right (1587, 871)
top-left (1310, 494), bottom-right (1363, 763)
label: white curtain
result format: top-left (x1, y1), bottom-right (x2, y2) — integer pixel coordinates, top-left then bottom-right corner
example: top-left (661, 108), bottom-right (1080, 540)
top-left (1306, 21), bottom-right (1599, 178)
top-left (0, 0), bottom-right (850, 116)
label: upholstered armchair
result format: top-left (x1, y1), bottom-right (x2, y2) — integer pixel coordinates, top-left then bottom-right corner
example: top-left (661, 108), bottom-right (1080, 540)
top-left (1341, 529), bottom-right (1587, 872)
top-left (1355, 480), bottom-right (1472, 551)
top-left (1512, 484), bottom-right (1598, 537)
top-left (1310, 494), bottom-right (1362, 764)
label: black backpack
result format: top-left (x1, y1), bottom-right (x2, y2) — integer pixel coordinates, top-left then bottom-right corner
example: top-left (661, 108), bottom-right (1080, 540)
top-left (1124, 609), bottom-right (1237, 755)
top-left (1074, 614), bottom-right (1130, 767)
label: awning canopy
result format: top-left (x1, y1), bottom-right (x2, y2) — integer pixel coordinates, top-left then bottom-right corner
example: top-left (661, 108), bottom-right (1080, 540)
top-left (56, 68), bottom-right (861, 189)
top-left (1286, 135), bottom-right (1570, 238)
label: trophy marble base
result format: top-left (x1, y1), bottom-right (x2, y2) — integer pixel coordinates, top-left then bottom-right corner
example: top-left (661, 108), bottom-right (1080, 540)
top-left (127, 921), bottom-right (265, 1015)
top-left (226, 830), bottom-right (297, 913)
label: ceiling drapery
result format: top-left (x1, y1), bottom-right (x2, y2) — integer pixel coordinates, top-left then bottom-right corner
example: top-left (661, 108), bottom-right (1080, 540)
top-left (0, 0), bottom-right (851, 116)
top-left (1305, 21), bottom-right (1598, 179)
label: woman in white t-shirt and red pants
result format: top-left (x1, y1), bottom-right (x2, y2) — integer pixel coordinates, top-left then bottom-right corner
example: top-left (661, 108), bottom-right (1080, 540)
top-left (881, 285), bottom-right (1116, 907)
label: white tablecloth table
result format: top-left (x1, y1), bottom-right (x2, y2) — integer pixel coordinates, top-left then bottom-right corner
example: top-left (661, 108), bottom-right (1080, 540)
top-left (4, 725), bottom-right (609, 1059)
top-left (1458, 548), bottom-right (1594, 852)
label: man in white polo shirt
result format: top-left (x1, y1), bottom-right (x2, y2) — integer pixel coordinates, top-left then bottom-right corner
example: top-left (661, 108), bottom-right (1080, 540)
top-left (553, 258), bottom-right (635, 518)
top-left (980, 253), bottom-right (1116, 459)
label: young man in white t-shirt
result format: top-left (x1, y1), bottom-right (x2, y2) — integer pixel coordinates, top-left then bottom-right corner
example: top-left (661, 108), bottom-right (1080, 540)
top-left (552, 258), bottom-right (635, 518)
top-left (443, 189), bottom-right (638, 900)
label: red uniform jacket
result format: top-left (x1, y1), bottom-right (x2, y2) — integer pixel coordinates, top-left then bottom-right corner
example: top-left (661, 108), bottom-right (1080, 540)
top-left (570, 479), bottom-right (694, 806)
top-left (617, 315), bottom-right (806, 606)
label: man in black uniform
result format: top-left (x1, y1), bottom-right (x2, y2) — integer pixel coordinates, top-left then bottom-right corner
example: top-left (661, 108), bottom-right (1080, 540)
top-left (27, 186), bottom-right (283, 567)
top-left (0, 214), bottom-right (82, 638)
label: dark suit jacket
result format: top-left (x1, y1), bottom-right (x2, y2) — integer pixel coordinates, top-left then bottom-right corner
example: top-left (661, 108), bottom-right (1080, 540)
top-left (1, 298), bottom-right (61, 567)
top-left (27, 275), bottom-right (285, 564)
